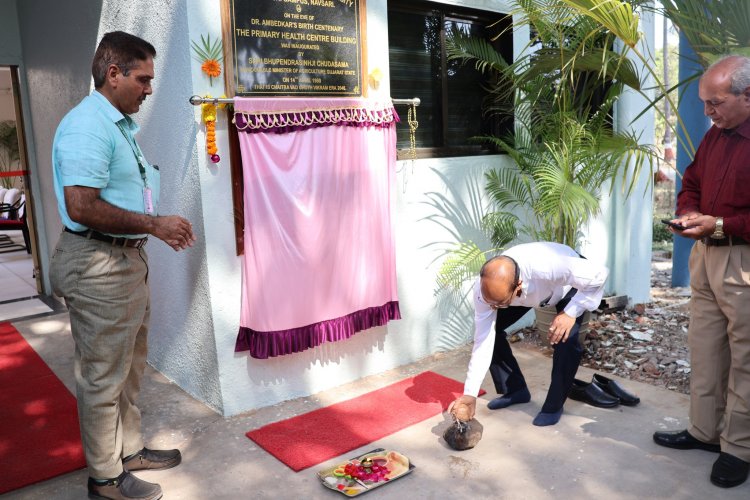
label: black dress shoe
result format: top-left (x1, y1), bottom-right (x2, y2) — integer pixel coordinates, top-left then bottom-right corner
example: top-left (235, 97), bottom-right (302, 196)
top-left (123, 448), bottom-right (181, 471)
top-left (652, 429), bottom-right (721, 452)
top-left (568, 379), bottom-right (619, 408)
top-left (88, 471), bottom-right (162, 500)
top-left (711, 452), bottom-right (750, 488)
top-left (592, 373), bottom-right (640, 406)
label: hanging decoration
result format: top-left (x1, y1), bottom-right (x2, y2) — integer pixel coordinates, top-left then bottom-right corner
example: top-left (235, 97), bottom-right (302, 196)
top-left (232, 97), bottom-right (401, 359)
top-left (201, 96), bottom-right (226, 163)
top-left (191, 34), bottom-right (223, 86)
top-left (406, 103), bottom-right (418, 161)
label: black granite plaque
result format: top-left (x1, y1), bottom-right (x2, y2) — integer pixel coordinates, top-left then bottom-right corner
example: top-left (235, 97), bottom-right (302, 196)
top-left (229, 0), bottom-right (363, 96)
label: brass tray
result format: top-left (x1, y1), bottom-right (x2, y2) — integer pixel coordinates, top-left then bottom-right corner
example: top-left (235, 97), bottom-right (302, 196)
top-left (317, 448), bottom-right (415, 497)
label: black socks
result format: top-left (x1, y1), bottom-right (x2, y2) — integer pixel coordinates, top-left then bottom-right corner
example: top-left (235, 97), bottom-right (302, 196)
top-left (532, 408), bottom-right (563, 426)
top-left (487, 387), bottom-right (531, 410)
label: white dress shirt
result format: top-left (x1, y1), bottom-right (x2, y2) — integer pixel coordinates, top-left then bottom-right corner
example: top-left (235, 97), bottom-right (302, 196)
top-left (463, 242), bottom-right (609, 396)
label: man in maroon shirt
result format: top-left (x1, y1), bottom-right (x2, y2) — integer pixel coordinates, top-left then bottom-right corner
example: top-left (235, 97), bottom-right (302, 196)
top-left (654, 55), bottom-right (750, 489)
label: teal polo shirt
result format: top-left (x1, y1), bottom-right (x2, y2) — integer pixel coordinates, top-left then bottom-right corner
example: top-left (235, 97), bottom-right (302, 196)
top-left (52, 90), bottom-right (160, 237)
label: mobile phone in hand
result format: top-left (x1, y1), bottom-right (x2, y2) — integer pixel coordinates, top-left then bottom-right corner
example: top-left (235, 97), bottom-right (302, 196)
top-left (661, 218), bottom-right (686, 231)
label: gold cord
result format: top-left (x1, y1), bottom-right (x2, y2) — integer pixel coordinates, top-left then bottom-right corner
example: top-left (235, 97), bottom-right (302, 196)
top-left (407, 103), bottom-right (418, 161)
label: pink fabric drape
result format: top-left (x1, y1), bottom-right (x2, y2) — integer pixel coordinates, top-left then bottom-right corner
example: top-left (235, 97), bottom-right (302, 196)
top-left (234, 98), bottom-right (401, 359)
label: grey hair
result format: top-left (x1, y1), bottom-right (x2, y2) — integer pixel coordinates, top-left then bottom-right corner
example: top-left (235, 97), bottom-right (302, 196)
top-left (706, 55), bottom-right (750, 95)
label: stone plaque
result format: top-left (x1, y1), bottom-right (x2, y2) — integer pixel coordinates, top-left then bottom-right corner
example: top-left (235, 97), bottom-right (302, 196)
top-left (229, 0), bottom-right (364, 96)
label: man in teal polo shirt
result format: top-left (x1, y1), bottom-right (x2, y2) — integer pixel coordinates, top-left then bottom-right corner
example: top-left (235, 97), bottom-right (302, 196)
top-left (49, 31), bottom-right (195, 500)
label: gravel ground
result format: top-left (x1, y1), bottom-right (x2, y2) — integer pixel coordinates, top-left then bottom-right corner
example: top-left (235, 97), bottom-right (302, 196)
top-left (514, 253), bottom-right (692, 394)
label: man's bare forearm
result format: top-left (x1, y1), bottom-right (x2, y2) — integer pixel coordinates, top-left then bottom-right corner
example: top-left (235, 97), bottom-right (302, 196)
top-left (65, 186), bottom-right (155, 235)
top-left (65, 185), bottom-right (196, 250)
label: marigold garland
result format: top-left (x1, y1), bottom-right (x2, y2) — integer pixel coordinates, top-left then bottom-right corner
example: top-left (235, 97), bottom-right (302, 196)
top-left (201, 95), bottom-right (226, 163)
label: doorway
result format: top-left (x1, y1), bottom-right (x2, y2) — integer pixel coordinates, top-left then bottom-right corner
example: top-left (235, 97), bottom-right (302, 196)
top-left (0, 65), bottom-right (53, 321)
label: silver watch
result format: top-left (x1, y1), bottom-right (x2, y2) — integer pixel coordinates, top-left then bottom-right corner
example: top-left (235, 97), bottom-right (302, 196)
top-left (711, 216), bottom-right (725, 239)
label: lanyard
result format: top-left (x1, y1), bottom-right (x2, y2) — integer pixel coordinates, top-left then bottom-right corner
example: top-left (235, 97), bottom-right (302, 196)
top-left (115, 120), bottom-right (149, 188)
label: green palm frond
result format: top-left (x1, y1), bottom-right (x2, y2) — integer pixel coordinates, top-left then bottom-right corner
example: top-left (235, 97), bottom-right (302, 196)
top-left (560, 0), bottom-right (640, 48)
top-left (484, 167), bottom-right (534, 211)
top-left (191, 33), bottom-right (223, 63)
top-left (481, 212), bottom-right (520, 248)
top-left (446, 26), bottom-right (511, 76)
top-left (436, 241), bottom-right (497, 292)
top-left (520, 47), bottom-right (640, 91)
top-left (661, 0), bottom-right (750, 67)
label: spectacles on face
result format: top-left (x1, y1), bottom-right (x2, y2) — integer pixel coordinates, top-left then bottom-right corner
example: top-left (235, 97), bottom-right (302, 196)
top-left (480, 294), bottom-right (511, 309)
top-left (704, 99), bottom-right (728, 111)
top-left (480, 282), bottom-right (519, 310)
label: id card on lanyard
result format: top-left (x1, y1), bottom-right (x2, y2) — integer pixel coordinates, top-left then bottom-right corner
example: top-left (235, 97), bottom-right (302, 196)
top-left (116, 120), bottom-right (154, 214)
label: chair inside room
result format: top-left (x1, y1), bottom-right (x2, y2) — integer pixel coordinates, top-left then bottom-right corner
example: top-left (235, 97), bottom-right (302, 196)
top-left (0, 190), bottom-right (30, 254)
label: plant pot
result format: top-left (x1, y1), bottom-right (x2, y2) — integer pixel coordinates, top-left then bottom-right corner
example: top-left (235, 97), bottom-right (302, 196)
top-left (533, 305), bottom-right (590, 347)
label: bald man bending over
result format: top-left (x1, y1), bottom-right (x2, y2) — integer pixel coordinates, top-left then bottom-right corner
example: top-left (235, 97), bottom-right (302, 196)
top-left (450, 241), bottom-right (608, 426)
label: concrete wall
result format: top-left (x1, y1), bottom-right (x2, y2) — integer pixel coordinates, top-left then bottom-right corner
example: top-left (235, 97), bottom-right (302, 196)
top-left (14, 0), bottom-right (223, 412)
top-left (5, 0), bottom-right (654, 417)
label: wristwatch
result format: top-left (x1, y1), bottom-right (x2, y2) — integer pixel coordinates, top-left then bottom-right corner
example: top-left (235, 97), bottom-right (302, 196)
top-left (711, 216), bottom-right (725, 239)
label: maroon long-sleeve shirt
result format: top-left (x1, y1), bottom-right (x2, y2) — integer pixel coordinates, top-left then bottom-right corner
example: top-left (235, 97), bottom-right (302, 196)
top-left (677, 118), bottom-right (750, 239)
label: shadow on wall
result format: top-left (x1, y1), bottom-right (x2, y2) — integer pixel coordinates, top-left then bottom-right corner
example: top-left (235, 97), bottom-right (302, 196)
top-left (419, 168), bottom-right (492, 352)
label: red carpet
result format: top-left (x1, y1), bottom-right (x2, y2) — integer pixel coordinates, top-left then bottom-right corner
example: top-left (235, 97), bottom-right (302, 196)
top-left (247, 371), bottom-right (484, 471)
top-left (0, 322), bottom-right (86, 494)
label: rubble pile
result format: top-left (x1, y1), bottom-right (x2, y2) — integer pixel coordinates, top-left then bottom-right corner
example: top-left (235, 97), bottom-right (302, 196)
top-left (516, 259), bottom-right (692, 394)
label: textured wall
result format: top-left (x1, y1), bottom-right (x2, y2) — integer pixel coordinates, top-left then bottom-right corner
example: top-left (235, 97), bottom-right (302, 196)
top-left (7, 0), bottom-right (654, 417)
top-left (193, 0), bottom-right (533, 416)
top-left (16, 0), bottom-right (223, 412)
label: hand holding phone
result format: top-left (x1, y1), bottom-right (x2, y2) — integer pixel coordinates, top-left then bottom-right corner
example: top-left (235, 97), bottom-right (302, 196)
top-left (661, 218), bottom-right (686, 231)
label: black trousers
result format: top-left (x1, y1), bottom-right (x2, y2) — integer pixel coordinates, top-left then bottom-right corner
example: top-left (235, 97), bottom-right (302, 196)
top-left (488, 289), bottom-right (584, 413)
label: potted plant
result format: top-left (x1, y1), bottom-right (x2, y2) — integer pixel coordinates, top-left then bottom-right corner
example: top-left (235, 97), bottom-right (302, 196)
top-left (437, 1), bottom-right (659, 341)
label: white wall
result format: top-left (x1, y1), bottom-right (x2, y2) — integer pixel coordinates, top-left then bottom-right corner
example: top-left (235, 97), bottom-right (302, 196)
top-left (15, 0), bottom-right (223, 412)
top-left (9, 0), bottom-right (655, 417)
top-left (588, 4), bottom-right (656, 305)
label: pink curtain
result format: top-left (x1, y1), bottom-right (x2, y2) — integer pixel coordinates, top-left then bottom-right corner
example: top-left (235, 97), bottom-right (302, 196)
top-left (233, 98), bottom-right (401, 359)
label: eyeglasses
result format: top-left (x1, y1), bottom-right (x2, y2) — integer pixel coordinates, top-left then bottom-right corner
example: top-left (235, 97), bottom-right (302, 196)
top-left (704, 99), bottom-right (728, 111)
top-left (480, 286), bottom-right (518, 310)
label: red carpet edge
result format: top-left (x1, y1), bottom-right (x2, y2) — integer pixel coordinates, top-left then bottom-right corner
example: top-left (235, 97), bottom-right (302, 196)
top-left (0, 322), bottom-right (85, 494)
top-left (247, 370), bottom-right (484, 471)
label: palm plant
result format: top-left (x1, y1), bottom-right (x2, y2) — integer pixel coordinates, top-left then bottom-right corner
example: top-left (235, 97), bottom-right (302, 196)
top-left (660, 0), bottom-right (750, 68)
top-left (560, 0), bottom-right (750, 160)
top-left (436, 1), bottom-right (658, 292)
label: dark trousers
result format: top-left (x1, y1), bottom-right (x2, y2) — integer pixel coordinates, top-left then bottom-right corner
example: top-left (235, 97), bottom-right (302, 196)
top-left (489, 289), bottom-right (584, 413)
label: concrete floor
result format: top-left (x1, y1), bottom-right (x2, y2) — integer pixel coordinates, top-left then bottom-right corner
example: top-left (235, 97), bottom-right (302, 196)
top-left (4, 313), bottom-right (749, 500)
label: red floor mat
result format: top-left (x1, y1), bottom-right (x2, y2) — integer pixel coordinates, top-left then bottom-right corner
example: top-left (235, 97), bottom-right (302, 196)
top-left (0, 322), bottom-right (85, 494)
top-left (247, 370), bottom-right (483, 471)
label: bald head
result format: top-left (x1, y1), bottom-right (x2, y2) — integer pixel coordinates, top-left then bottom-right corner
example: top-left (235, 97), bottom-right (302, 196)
top-left (700, 55), bottom-right (750, 129)
top-left (480, 256), bottom-right (520, 307)
top-left (703, 55), bottom-right (750, 94)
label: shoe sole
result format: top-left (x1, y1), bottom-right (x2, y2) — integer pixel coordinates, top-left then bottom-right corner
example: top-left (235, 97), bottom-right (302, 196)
top-left (652, 438), bottom-right (721, 453)
top-left (89, 495), bottom-right (163, 500)
top-left (710, 476), bottom-right (748, 488)
top-left (568, 394), bottom-right (619, 408)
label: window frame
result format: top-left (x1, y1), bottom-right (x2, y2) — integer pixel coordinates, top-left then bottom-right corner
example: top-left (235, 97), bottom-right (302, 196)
top-left (388, 0), bottom-right (513, 160)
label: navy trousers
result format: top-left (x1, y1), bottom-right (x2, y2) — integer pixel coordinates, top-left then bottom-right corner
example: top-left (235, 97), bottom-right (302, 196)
top-left (488, 289), bottom-right (584, 413)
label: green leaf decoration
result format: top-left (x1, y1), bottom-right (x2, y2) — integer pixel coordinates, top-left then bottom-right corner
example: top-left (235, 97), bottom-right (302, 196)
top-left (191, 33), bottom-right (223, 63)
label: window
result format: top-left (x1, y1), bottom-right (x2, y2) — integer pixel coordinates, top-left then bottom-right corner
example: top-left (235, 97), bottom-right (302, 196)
top-left (388, 1), bottom-right (513, 159)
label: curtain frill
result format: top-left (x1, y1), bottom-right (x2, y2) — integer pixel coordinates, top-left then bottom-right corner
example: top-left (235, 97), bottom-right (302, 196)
top-left (234, 103), bottom-right (399, 134)
top-left (235, 301), bottom-right (401, 359)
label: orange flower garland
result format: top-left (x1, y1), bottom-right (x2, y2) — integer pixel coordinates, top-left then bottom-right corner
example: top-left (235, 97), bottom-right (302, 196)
top-left (201, 96), bottom-right (226, 163)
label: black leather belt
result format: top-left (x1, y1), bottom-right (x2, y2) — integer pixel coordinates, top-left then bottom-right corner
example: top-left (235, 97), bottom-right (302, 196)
top-left (64, 227), bottom-right (148, 249)
top-left (702, 236), bottom-right (748, 247)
